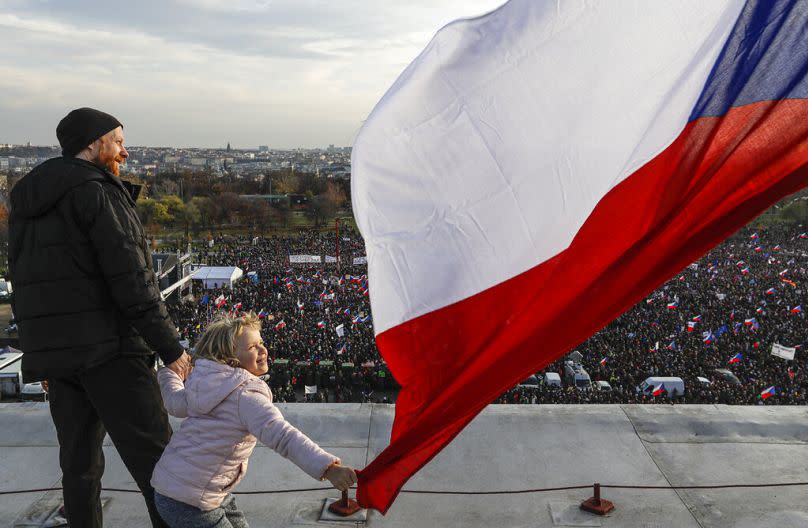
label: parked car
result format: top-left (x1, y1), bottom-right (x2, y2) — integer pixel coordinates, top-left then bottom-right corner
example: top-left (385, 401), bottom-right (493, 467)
top-left (21, 382), bottom-right (48, 402)
top-left (544, 372), bottom-right (562, 388)
top-left (563, 361), bottom-right (592, 390)
top-left (518, 375), bottom-right (540, 388)
top-left (594, 380), bottom-right (612, 392)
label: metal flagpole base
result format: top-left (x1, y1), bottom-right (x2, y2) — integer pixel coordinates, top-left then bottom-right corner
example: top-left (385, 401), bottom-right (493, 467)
top-left (580, 483), bottom-right (615, 515)
top-left (328, 490), bottom-right (362, 517)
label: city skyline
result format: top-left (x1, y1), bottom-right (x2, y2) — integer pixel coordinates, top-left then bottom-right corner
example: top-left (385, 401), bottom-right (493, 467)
top-left (0, 0), bottom-right (505, 149)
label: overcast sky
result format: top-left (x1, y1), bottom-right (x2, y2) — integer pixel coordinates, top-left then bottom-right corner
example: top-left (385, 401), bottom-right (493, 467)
top-left (0, 0), bottom-right (506, 148)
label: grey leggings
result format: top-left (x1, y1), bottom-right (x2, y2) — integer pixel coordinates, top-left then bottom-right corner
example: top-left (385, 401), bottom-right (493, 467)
top-left (154, 492), bottom-right (248, 528)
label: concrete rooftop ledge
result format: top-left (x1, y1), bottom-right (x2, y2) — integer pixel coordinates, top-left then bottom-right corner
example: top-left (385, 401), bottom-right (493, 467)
top-left (2, 403), bottom-right (808, 527)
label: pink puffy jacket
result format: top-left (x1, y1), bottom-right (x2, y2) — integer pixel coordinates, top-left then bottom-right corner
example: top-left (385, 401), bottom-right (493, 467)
top-left (151, 359), bottom-right (338, 511)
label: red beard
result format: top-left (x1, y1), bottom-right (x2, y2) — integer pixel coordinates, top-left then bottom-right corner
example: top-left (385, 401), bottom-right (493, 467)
top-left (96, 150), bottom-right (122, 176)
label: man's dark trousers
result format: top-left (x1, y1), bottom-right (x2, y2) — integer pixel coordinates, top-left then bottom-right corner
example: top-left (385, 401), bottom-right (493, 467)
top-left (49, 355), bottom-right (171, 528)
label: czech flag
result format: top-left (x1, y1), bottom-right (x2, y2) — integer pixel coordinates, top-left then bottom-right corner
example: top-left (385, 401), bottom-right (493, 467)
top-left (760, 386), bottom-right (776, 400)
top-left (215, 295), bottom-right (226, 309)
top-left (799, 233), bottom-right (807, 239)
top-left (791, 305), bottom-right (803, 314)
top-left (744, 318), bottom-right (757, 326)
top-left (687, 321), bottom-right (698, 332)
top-left (749, 233), bottom-right (758, 240)
top-left (257, 309), bottom-right (269, 319)
top-left (765, 287), bottom-right (776, 295)
top-left (352, 0), bottom-right (808, 512)
top-left (599, 357), bottom-right (608, 366)
top-left (729, 353), bottom-right (743, 364)
top-left (756, 307), bottom-right (764, 315)
top-left (740, 267), bottom-right (751, 275)
top-left (692, 314), bottom-right (702, 322)
top-left (666, 302), bottom-right (678, 310)
top-left (652, 384), bottom-right (667, 397)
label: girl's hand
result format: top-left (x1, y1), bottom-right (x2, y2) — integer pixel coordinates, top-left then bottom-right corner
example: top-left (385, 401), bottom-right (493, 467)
top-left (324, 463), bottom-right (357, 492)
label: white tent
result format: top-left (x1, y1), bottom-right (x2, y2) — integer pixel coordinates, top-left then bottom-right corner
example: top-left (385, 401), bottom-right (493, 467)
top-left (192, 266), bottom-right (244, 290)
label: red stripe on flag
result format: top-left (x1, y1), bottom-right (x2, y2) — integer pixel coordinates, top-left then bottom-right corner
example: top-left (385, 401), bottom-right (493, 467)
top-left (358, 100), bottom-right (808, 512)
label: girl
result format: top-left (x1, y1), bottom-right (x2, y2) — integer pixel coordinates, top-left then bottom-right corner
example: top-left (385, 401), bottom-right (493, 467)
top-left (152, 313), bottom-right (357, 527)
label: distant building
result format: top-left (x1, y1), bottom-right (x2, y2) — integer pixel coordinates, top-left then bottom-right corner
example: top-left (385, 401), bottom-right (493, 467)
top-left (259, 145), bottom-right (269, 152)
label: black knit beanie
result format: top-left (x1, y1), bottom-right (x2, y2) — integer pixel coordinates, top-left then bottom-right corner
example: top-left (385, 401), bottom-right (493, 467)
top-left (56, 107), bottom-right (123, 157)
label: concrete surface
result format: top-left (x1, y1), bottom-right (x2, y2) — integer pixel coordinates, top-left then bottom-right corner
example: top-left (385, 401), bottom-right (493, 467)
top-left (1, 403), bottom-right (807, 527)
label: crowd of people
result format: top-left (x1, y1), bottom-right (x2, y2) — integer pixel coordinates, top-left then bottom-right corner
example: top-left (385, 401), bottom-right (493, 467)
top-left (167, 224), bottom-right (808, 405)
top-left (168, 227), bottom-right (391, 403)
top-left (499, 224), bottom-right (808, 405)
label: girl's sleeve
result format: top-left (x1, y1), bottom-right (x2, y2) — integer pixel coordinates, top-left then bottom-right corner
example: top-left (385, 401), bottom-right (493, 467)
top-left (157, 368), bottom-right (189, 418)
top-left (238, 383), bottom-right (338, 480)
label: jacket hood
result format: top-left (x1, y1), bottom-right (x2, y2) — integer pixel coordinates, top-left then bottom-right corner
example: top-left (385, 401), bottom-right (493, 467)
top-left (10, 157), bottom-right (130, 219)
top-left (185, 359), bottom-right (253, 414)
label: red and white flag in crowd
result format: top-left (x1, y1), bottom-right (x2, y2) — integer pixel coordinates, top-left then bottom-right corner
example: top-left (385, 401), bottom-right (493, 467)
top-left (215, 295), bottom-right (226, 309)
top-left (351, 0), bottom-right (808, 513)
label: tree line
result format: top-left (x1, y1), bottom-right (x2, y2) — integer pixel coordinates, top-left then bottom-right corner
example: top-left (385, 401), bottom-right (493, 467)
top-left (131, 168), bottom-right (350, 236)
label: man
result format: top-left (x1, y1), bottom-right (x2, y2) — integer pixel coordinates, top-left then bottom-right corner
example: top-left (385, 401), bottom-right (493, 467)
top-left (8, 107), bottom-right (192, 528)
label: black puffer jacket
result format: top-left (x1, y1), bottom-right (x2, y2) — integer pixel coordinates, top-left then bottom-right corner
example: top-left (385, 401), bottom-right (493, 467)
top-left (8, 157), bottom-right (183, 381)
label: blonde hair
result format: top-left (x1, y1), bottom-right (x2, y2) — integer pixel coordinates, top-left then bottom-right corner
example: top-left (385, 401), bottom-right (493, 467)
top-left (193, 312), bottom-right (262, 369)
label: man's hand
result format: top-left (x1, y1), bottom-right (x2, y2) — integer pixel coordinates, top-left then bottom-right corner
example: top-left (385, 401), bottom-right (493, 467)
top-left (166, 351), bottom-right (193, 381)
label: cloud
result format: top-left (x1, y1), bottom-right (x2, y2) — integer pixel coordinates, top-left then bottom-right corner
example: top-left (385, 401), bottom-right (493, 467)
top-left (0, 0), bottom-right (506, 147)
